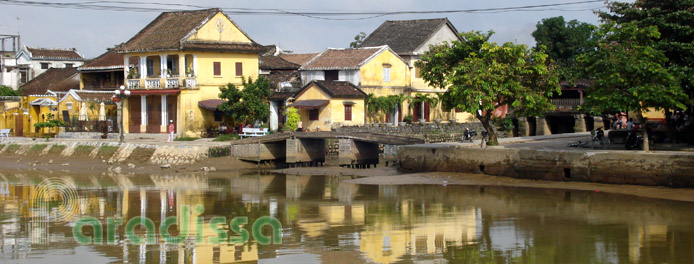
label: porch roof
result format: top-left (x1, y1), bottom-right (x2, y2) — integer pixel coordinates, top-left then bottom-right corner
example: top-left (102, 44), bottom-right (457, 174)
top-left (288, 99), bottom-right (329, 110)
top-left (198, 99), bottom-right (225, 111)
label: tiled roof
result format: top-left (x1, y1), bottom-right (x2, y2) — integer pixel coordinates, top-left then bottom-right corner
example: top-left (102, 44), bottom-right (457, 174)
top-left (279, 53), bottom-right (319, 66)
top-left (300, 47), bottom-right (386, 71)
top-left (300, 80), bottom-right (366, 99)
top-left (62, 90), bottom-right (116, 104)
top-left (360, 18), bottom-right (461, 55)
top-left (259, 55), bottom-right (300, 70)
top-left (79, 50), bottom-right (138, 71)
top-left (25, 47), bottom-right (83, 61)
top-left (118, 8), bottom-right (263, 53)
top-left (20, 67), bottom-right (79, 95)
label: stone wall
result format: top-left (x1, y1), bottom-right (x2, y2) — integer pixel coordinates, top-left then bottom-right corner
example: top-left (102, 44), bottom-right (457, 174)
top-left (398, 145), bottom-right (694, 187)
top-left (334, 122), bottom-right (513, 143)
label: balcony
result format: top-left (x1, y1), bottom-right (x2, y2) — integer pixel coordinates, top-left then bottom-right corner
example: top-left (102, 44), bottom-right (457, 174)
top-left (184, 78), bottom-right (197, 88)
top-left (551, 98), bottom-right (582, 111)
top-left (145, 78), bottom-right (161, 89)
top-left (127, 79), bottom-right (140, 89)
top-left (165, 78), bottom-right (180, 88)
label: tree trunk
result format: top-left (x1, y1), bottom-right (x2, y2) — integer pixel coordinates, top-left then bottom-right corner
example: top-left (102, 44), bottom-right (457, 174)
top-left (477, 113), bottom-right (498, 146)
top-left (638, 111), bottom-right (649, 151)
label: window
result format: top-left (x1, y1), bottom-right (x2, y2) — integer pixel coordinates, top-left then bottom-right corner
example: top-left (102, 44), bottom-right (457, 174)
top-left (309, 109), bottom-right (319, 121)
top-left (146, 59), bottom-right (155, 77)
top-left (214, 110), bottom-right (223, 122)
top-left (235, 62), bottom-right (243, 77)
top-left (66, 102), bottom-right (73, 110)
top-left (65, 63), bottom-right (74, 68)
top-left (213, 62), bottom-right (221, 76)
top-left (325, 70), bottom-right (339, 81)
top-left (344, 104), bottom-right (352, 121)
top-left (383, 67), bottom-right (391, 82)
top-left (166, 56), bottom-right (178, 75)
top-left (41, 63), bottom-right (49, 69)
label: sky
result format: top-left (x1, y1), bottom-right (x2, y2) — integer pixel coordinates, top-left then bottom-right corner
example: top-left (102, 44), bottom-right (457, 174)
top-left (0, 0), bottom-right (633, 59)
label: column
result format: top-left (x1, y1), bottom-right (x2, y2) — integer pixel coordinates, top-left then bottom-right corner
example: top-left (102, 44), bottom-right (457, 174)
top-left (192, 55), bottom-right (197, 76)
top-left (161, 95), bottom-right (167, 127)
top-left (139, 57), bottom-right (146, 79)
top-left (160, 55), bottom-right (167, 78)
top-left (573, 114), bottom-right (586, 132)
top-left (593, 116), bottom-right (604, 130)
top-left (141, 95), bottom-right (147, 130)
top-left (535, 116), bottom-right (551, 135)
top-left (517, 116), bottom-right (530, 137)
top-left (123, 55), bottom-right (130, 80)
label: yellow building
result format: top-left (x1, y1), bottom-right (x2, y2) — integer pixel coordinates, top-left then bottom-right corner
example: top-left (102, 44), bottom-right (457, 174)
top-left (116, 8), bottom-right (263, 137)
top-left (360, 18), bottom-right (475, 123)
top-left (289, 80), bottom-right (366, 131)
top-left (299, 46), bottom-right (409, 124)
top-left (0, 96), bottom-right (21, 134)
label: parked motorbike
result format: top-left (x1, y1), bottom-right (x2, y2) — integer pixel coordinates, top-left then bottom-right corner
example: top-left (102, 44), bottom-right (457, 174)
top-left (462, 128), bottom-right (477, 142)
top-left (625, 130), bottom-right (643, 150)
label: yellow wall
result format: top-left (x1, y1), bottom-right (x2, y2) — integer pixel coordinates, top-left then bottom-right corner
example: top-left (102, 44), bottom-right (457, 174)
top-left (294, 84), bottom-right (365, 131)
top-left (360, 50), bottom-right (409, 88)
top-left (186, 12), bottom-right (252, 44)
top-left (195, 52), bottom-right (258, 88)
top-left (0, 101), bottom-right (20, 132)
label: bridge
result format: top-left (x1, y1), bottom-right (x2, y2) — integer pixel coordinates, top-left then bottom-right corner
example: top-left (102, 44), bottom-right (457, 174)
top-left (230, 132), bottom-right (425, 167)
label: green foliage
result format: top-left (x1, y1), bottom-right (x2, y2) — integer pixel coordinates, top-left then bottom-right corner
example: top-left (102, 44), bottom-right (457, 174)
top-left (493, 117), bottom-right (514, 132)
top-left (219, 76), bottom-right (271, 125)
top-left (599, 0), bottom-right (694, 107)
top-left (402, 115), bottom-right (413, 124)
top-left (174, 136), bottom-right (199, 141)
top-left (33, 113), bottom-right (67, 129)
top-left (532, 16), bottom-right (597, 82)
top-left (213, 134), bottom-right (240, 141)
top-left (416, 31), bottom-right (560, 145)
top-left (285, 107), bottom-right (300, 131)
top-left (350, 32), bottom-right (367, 48)
top-left (365, 94), bottom-right (410, 122)
top-left (578, 22), bottom-right (686, 115)
top-left (578, 22), bottom-right (687, 150)
top-left (0, 85), bottom-right (19, 96)
top-left (208, 146), bottom-right (231, 157)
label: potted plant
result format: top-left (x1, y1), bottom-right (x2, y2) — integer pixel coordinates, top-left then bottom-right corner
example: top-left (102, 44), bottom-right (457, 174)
top-left (403, 115), bottom-right (413, 125)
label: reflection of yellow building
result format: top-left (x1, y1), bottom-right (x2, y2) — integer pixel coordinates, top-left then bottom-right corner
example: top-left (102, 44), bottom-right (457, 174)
top-left (360, 201), bottom-right (479, 264)
top-left (116, 8), bottom-right (262, 136)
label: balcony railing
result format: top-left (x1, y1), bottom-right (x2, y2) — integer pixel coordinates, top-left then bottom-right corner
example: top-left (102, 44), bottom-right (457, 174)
top-left (185, 78), bottom-right (197, 88)
top-left (551, 98), bottom-right (582, 110)
top-left (127, 79), bottom-right (140, 89)
top-left (166, 78), bottom-right (180, 88)
top-left (126, 77), bottom-right (197, 89)
top-left (145, 78), bottom-right (161, 89)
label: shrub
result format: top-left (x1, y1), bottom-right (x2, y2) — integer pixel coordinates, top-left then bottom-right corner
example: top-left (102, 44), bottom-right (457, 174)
top-left (285, 107), bottom-right (300, 131)
top-left (214, 134), bottom-right (240, 141)
top-left (174, 136), bottom-right (199, 141)
top-left (403, 115), bottom-right (413, 124)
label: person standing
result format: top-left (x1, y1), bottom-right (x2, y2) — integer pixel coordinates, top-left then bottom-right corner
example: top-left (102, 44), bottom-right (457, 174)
top-left (297, 120), bottom-right (303, 132)
top-left (627, 118), bottom-right (635, 130)
top-left (167, 120), bottom-right (175, 142)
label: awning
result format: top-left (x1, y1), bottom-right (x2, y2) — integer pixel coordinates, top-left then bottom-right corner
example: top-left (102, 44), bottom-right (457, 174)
top-left (288, 99), bottom-right (329, 109)
top-left (198, 99), bottom-right (225, 111)
top-left (128, 89), bottom-right (181, 95)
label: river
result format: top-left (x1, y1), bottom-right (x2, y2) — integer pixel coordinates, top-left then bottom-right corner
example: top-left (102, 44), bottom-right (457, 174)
top-left (0, 170), bottom-right (693, 263)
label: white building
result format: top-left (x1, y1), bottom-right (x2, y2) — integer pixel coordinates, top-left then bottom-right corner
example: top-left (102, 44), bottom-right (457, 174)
top-left (11, 46), bottom-right (84, 89)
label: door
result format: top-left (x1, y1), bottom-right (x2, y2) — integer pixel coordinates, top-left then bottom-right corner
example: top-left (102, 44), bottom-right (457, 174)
top-left (129, 96), bottom-right (141, 133)
top-left (146, 96), bottom-right (162, 133)
top-left (167, 95), bottom-right (177, 133)
top-left (15, 116), bottom-right (23, 137)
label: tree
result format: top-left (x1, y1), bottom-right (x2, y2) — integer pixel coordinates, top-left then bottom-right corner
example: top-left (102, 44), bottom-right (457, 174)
top-left (577, 22), bottom-right (687, 151)
top-left (598, 0), bottom-right (694, 109)
top-left (218, 77), bottom-right (271, 125)
top-left (416, 31), bottom-right (560, 145)
top-left (365, 94), bottom-right (411, 124)
top-left (285, 107), bottom-right (300, 131)
top-left (350, 32), bottom-right (366, 48)
top-left (532, 16), bottom-right (597, 82)
top-left (409, 94), bottom-right (439, 122)
top-left (33, 113), bottom-right (66, 141)
top-left (0, 85), bottom-right (19, 96)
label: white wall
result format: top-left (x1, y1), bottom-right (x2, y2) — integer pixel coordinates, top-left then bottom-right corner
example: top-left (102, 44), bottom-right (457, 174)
top-left (338, 70), bottom-right (360, 86)
top-left (301, 70), bottom-right (325, 85)
top-left (414, 25), bottom-right (460, 55)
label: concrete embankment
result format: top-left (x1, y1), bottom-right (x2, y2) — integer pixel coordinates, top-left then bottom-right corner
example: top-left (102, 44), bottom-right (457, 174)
top-left (398, 144), bottom-right (694, 187)
top-left (0, 140), bottom-right (228, 165)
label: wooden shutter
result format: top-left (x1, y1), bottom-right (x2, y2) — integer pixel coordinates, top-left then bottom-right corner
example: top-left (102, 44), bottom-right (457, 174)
top-left (309, 109), bottom-right (319, 120)
top-left (213, 62), bottom-right (221, 76)
top-left (344, 105), bottom-right (352, 121)
top-left (235, 62), bottom-right (243, 77)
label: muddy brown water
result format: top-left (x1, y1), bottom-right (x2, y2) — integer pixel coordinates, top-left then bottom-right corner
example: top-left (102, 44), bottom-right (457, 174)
top-left (0, 170), bottom-right (693, 263)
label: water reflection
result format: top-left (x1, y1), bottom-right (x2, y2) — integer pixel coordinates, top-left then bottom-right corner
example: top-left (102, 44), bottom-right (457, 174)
top-left (0, 171), bottom-right (693, 263)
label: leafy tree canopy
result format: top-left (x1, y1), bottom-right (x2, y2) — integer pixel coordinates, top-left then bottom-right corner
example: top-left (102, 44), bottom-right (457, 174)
top-left (416, 31), bottom-right (560, 145)
top-left (578, 22), bottom-right (687, 150)
top-left (218, 77), bottom-right (271, 125)
top-left (0, 85), bottom-right (20, 96)
top-left (350, 32), bottom-right (367, 48)
top-left (531, 16), bottom-right (597, 82)
top-left (599, 0), bottom-right (694, 107)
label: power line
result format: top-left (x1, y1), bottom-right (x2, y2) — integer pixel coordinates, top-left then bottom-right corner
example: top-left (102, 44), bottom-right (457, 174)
top-left (0, 0), bottom-right (606, 20)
